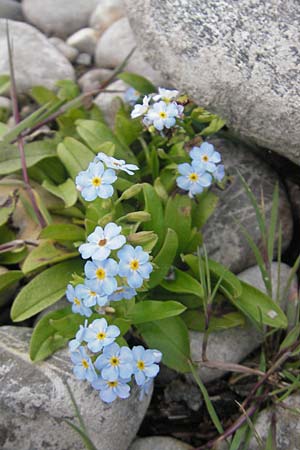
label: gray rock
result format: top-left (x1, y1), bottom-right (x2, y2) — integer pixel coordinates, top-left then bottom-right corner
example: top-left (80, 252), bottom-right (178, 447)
top-left (129, 436), bottom-right (194, 450)
top-left (49, 37), bottom-right (79, 62)
top-left (22, 0), bottom-right (101, 38)
top-left (76, 52), bottom-right (93, 66)
top-left (124, 0), bottom-right (300, 166)
top-left (189, 263), bottom-right (298, 383)
top-left (0, 96), bottom-right (12, 112)
top-left (67, 28), bottom-right (98, 55)
top-left (0, 0), bottom-right (24, 21)
top-left (164, 378), bottom-right (203, 411)
top-left (248, 394), bottom-right (300, 450)
top-left (78, 68), bottom-right (114, 92)
top-left (0, 326), bottom-right (152, 450)
top-left (0, 20), bottom-right (75, 94)
top-left (95, 17), bottom-right (164, 86)
top-left (94, 79), bottom-right (127, 127)
top-left (202, 138), bottom-right (293, 273)
top-left (90, 0), bottom-right (125, 34)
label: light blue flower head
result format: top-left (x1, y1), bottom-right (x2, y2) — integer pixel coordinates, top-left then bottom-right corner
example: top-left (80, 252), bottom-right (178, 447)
top-left (66, 284), bottom-right (92, 317)
top-left (84, 258), bottom-right (119, 295)
top-left (117, 244), bottom-right (153, 288)
top-left (95, 342), bottom-right (133, 381)
top-left (131, 345), bottom-right (160, 386)
top-left (176, 161), bottom-right (212, 198)
top-left (79, 222), bottom-right (126, 261)
top-left (190, 142), bottom-right (221, 173)
top-left (70, 346), bottom-right (97, 382)
top-left (85, 318), bottom-right (120, 353)
top-left (75, 161), bottom-right (117, 201)
top-left (92, 376), bottom-right (131, 403)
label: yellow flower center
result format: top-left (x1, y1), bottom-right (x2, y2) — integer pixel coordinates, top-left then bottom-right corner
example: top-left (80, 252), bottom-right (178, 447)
top-left (89, 290), bottom-right (96, 296)
top-left (202, 155), bottom-right (209, 162)
top-left (92, 177), bottom-right (102, 187)
top-left (110, 356), bottom-right (120, 367)
top-left (162, 97), bottom-right (171, 103)
top-left (82, 359), bottom-right (89, 369)
top-left (159, 111), bottom-right (167, 119)
top-left (73, 297), bottom-right (81, 306)
top-left (130, 259), bottom-right (140, 271)
top-left (97, 331), bottom-right (106, 340)
top-left (137, 360), bottom-right (145, 370)
top-left (98, 238), bottom-right (107, 246)
top-left (189, 173), bottom-right (199, 182)
top-left (96, 268), bottom-right (106, 280)
top-left (107, 381), bottom-right (118, 388)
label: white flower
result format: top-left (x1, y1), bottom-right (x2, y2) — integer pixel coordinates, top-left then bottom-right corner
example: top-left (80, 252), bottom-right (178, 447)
top-left (153, 88), bottom-right (179, 103)
top-left (131, 95), bottom-right (152, 119)
top-left (96, 153), bottom-right (139, 175)
top-left (79, 222), bottom-right (126, 261)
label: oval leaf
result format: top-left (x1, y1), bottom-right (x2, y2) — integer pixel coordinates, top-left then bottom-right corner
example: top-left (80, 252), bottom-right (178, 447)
top-left (127, 300), bottom-right (186, 324)
top-left (148, 228), bottom-right (178, 288)
top-left (39, 224), bottom-right (85, 241)
top-left (161, 267), bottom-right (203, 298)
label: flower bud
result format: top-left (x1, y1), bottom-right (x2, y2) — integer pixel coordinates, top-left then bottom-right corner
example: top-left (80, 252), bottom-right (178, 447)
top-left (127, 231), bottom-right (157, 245)
top-left (118, 184), bottom-right (143, 202)
top-left (122, 211), bottom-right (151, 223)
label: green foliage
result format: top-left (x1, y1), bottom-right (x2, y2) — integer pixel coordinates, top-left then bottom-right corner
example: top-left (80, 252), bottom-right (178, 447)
top-left (118, 72), bottom-right (156, 94)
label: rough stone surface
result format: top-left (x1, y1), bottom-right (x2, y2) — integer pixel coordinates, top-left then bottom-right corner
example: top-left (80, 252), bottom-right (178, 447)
top-left (129, 437), bottom-right (194, 450)
top-left (0, 0), bottom-right (24, 20)
top-left (94, 79), bottom-right (127, 127)
top-left (67, 28), bottom-right (98, 55)
top-left (202, 138), bottom-right (293, 273)
top-left (22, 0), bottom-right (101, 38)
top-left (189, 263), bottom-right (298, 383)
top-left (90, 0), bottom-right (125, 34)
top-left (124, 0), bottom-right (300, 166)
top-left (78, 68), bottom-right (114, 92)
top-left (49, 37), bottom-right (79, 62)
top-left (0, 326), bottom-right (152, 450)
top-left (95, 17), bottom-right (164, 86)
top-left (0, 20), bottom-right (75, 93)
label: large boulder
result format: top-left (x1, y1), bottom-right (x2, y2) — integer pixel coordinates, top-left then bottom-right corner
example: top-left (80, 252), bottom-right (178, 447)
top-left (22, 0), bottom-right (101, 38)
top-left (0, 326), bottom-right (152, 450)
top-left (0, 0), bottom-right (24, 21)
top-left (0, 20), bottom-right (75, 93)
top-left (124, 0), bottom-right (300, 166)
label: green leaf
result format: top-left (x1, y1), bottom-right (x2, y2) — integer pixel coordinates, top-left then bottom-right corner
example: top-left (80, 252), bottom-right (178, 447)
top-left (0, 74), bottom-right (10, 95)
top-left (11, 258), bottom-right (83, 322)
top-left (118, 72), bottom-right (156, 94)
top-left (127, 300), bottom-right (186, 324)
top-left (164, 194), bottom-right (193, 254)
top-left (31, 85), bottom-right (58, 104)
top-left (182, 310), bottom-right (245, 332)
top-left (0, 139), bottom-right (57, 175)
top-left (0, 193), bottom-right (16, 226)
top-left (0, 270), bottom-right (23, 293)
top-left (56, 79), bottom-right (80, 100)
top-left (39, 224), bottom-right (85, 241)
top-left (50, 310), bottom-right (85, 338)
top-left (57, 137), bottom-right (95, 179)
top-left (22, 240), bottom-right (78, 274)
top-left (142, 183), bottom-right (166, 249)
top-left (200, 116), bottom-right (226, 136)
top-left (148, 228), bottom-right (178, 288)
top-left (30, 308), bottom-right (71, 361)
top-left (279, 324), bottom-right (300, 351)
top-left (231, 281), bottom-right (288, 329)
top-left (138, 316), bottom-right (191, 372)
top-left (114, 108), bottom-right (143, 146)
top-left (161, 267), bottom-right (204, 298)
top-left (192, 191), bottom-right (219, 228)
top-left (42, 178), bottom-right (77, 208)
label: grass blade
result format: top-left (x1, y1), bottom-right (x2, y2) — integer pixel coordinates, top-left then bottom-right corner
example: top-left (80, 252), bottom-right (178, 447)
top-left (267, 184), bottom-right (279, 265)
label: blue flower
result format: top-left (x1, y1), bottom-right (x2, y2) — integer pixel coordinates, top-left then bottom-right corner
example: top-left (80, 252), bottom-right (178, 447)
top-left (75, 161), bottom-right (117, 201)
top-left (66, 284), bottom-right (92, 317)
top-left (95, 342), bottom-right (133, 380)
top-left (79, 223), bottom-right (126, 261)
top-left (70, 346), bottom-right (97, 382)
top-left (176, 162), bottom-right (212, 198)
top-left (190, 142), bottom-right (221, 173)
top-left (131, 95), bottom-right (151, 119)
top-left (138, 378), bottom-right (153, 401)
top-left (96, 153), bottom-right (139, 175)
top-left (108, 286), bottom-right (137, 302)
top-left (84, 258), bottom-right (119, 295)
top-left (76, 280), bottom-right (108, 307)
top-left (131, 346), bottom-right (160, 386)
top-left (85, 318), bottom-right (120, 353)
top-left (118, 245), bottom-right (153, 288)
top-left (153, 88), bottom-right (179, 103)
top-left (92, 376), bottom-right (131, 403)
top-left (69, 319), bottom-right (88, 352)
top-left (145, 101), bottom-right (180, 131)
top-left (213, 164), bottom-right (225, 182)
top-left (124, 87), bottom-right (140, 105)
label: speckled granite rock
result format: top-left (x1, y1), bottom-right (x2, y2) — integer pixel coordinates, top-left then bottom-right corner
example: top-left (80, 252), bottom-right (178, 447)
top-left (0, 20), bottom-right (75, 93)
top-left (0, 326), bottom-right (152, 450)
top-left (124, 0), bottom-right (300, 166)
top-left (202, 138), bottom-right (293, 273)
top-left (129, 436), bottom-right (194, 450)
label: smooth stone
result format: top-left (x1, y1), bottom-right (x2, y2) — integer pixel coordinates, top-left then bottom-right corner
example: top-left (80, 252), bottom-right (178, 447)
top-left (89, 0), bottom-right (125, 34)
top-left (76, 52), bottom-right (93, 66)
top-left (67, 28), bottom-right (98, 55)
top-left (0, 326), bottom-right (152, 450)
top-left (124, 0), bottom-right (300, 166)
top-left (202, 138), bottom-right (293, 273)
top-left (22, 0), bottom-right (102, 38)
top-left (95, 17), bottom-right (164, 86)
top-left (94, 79), bottom-right (127, 127)
top-left (129, 437), bottom-right (194, 450)
top-left (0, 96), bottom-right (12, 112)
top-left (49, 37), bottom-right (79, 62)
top-left (78, 68), bottom-right (114, 92)
top-left (189, 263), bottom-right (298, 383)
top-left (0, 0), bottom-right (24, 21)
top-left (0, 20), bottom-right (75, 94)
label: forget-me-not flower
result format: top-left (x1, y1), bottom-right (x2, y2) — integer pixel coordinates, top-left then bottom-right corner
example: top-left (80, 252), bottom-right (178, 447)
top-left (92, 376), bottom-right (131, 403)
top-left (84, 258), bottom-right (119, 295)
top-left (76, 280), bottom-right (108, 307)
top-left (213, 163), bottom-right (225, 182)
top-left (69, 320), bottom-right (88, 352)
top-left (70, 346), bottom-right (97, 382)
top-left (108, 286), bottom-right (137, 302)
top-left (96, 153), bottom-right (139, 175)
top-left (118, 245), bottom-right (153, 288)
top-left (138, 378), bottom-right (153, 400)
top-left (124, 87), bottom-right (140, 105)
top-left (153, 88), bottom-right (179, 103)
top-left (66, 284), bottom-right (92, 317)
top-left (190, 142), bottom-right (221, 173)
top-left (75, 161), bottom-right (117, 201)
top-left (131, 346), bottom-right (160, 386)
top-left (145, 101), bottom-right (180, 131)
top-left (95, 342), bottom-right (133, 380)
top-left (131, 95), bottom-right (152, 119)
top-left (85, 318), bottom-right (120, 353)
top-left (79, 223), bottom-right (126, 261)
top-left (176, 162), bottom-right (212, 198)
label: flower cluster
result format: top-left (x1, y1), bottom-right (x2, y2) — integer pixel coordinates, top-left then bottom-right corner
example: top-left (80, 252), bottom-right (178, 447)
top-left (130, 88), bottom-right (184, 131)
top-left (75, 153), bottom-right (139, 201)
top-left (176, 142), bottom-right (225, 198)
top-left (69, 318), bottom-right (162, 403)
